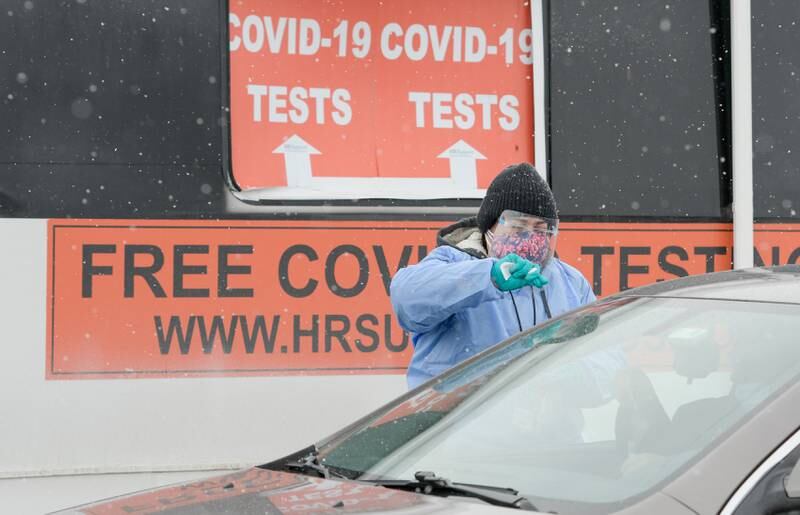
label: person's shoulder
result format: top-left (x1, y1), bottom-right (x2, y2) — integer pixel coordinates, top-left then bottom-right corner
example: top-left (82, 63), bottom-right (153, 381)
top-left (550, 258), bottom-right (591, 287)
top-left (426, 244), bottom-right (478, 263)
top-left (549, 258), bottom-right (595, 302)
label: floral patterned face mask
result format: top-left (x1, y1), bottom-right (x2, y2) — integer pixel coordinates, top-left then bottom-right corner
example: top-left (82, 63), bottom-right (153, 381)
top-left (485, 210), bottom-right (558, 266)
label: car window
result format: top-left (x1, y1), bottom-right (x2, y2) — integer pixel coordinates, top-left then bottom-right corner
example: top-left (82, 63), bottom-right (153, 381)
top-left (319, 297), bottom-right (800, 514)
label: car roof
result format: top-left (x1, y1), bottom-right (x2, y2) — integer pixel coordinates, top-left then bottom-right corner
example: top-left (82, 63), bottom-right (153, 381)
top-left (616, 264), bottom-right (800, 304)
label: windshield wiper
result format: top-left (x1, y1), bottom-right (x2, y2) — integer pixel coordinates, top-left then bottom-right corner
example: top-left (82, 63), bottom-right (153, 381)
top-left (361, 470), bottom-right (538, 511)
top-left (259, 445), bottom-right (352, 480)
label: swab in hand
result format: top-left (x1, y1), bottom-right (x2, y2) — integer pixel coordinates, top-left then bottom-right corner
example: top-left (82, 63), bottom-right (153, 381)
top-left (500, 261), bottom-right (515, 280)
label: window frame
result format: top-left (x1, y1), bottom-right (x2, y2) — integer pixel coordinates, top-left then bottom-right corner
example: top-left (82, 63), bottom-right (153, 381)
top-left (721, 426), bottom-right (800, 514)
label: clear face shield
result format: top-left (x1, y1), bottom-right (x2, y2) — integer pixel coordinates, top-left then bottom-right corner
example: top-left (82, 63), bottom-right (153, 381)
top-left (485, 209), bottom-right (559, 267)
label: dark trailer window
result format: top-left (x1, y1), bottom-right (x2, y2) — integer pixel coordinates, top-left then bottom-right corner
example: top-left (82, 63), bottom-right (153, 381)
top-left (547, 0), bottom-right (732, 220)
top-left (752, 1), bottom-right (800, 221)
top-left (0, 0), bottom-right (228, 218)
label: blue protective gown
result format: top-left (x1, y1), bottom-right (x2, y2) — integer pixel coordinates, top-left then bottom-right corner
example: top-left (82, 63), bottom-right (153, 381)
top-left (391, 218), bottom-right (597, 389)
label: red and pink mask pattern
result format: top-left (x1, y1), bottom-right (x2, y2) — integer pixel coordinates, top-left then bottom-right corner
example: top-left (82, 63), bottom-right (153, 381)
top-left (487, 230), bottom-right (553, 266)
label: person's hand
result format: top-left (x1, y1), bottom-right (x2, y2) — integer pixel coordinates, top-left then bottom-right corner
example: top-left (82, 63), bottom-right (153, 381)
top-left (527, 267), bottom-right (548, 289)
top-left (491, 253), bottom-right (528, 291)
top-left (491, 253), bottom-right (549, 291)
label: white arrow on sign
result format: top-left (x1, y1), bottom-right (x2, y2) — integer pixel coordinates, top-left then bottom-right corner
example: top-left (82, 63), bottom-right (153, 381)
top-left (437, 140), bottom-right (486, 189)
top-left (273, 134), bottom-right (321, 188)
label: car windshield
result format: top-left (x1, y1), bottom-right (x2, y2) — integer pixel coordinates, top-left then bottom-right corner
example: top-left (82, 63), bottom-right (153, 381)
top-left (317, 296), bottom-right (800, 513)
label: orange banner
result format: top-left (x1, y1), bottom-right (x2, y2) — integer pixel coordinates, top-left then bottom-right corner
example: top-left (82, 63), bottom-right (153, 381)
top-left (228, 0), bottom-right (534, 196)
top-left (754, 224), bottom-right (800, 266)
top-left (47, 220), bottom-right (800, 379)
top-left (48, 220), bottom-right (434, 379)
top-left (558, 223), bottom-right (733, 294)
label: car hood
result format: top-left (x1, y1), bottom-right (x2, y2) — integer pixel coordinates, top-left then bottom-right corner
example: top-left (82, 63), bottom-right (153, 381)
top-left (53, 467), bottom-right (530, 514)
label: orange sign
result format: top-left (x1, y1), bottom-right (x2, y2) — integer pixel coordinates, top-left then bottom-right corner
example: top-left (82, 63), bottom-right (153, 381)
top-left (558, 223), bottom-right (733, 294)
top-left (558, 223), bottom-right (800, 294)
top-left (228, 0), bottom-right (535, 197)
top-left (48, 220), bottom-right (433, 379)
top-left (47, 220), bottom-right (800, 379)
top-left (754, 223), bottom-right (800, 266)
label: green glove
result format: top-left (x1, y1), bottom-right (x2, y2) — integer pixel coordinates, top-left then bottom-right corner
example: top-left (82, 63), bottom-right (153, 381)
top-left (527, 268), bottom-right (549, 289)
top-left (491, 253), bottom-right (549, 291)
top-left (492, 253), bottom-right (533, 291)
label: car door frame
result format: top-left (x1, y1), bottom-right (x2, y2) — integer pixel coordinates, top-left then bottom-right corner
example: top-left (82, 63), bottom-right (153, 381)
top-left (660, 378), bottom-right (800, 514)
top-left (719, 426), bottom-right (800, 514)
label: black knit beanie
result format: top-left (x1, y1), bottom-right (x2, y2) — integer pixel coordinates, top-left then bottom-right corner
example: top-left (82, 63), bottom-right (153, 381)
top-left (477, 163), bottom-right (558, 234)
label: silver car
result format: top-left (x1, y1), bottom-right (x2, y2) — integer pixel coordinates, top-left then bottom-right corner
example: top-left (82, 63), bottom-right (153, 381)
top-left (58, 266), bottom-right (800, 514)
